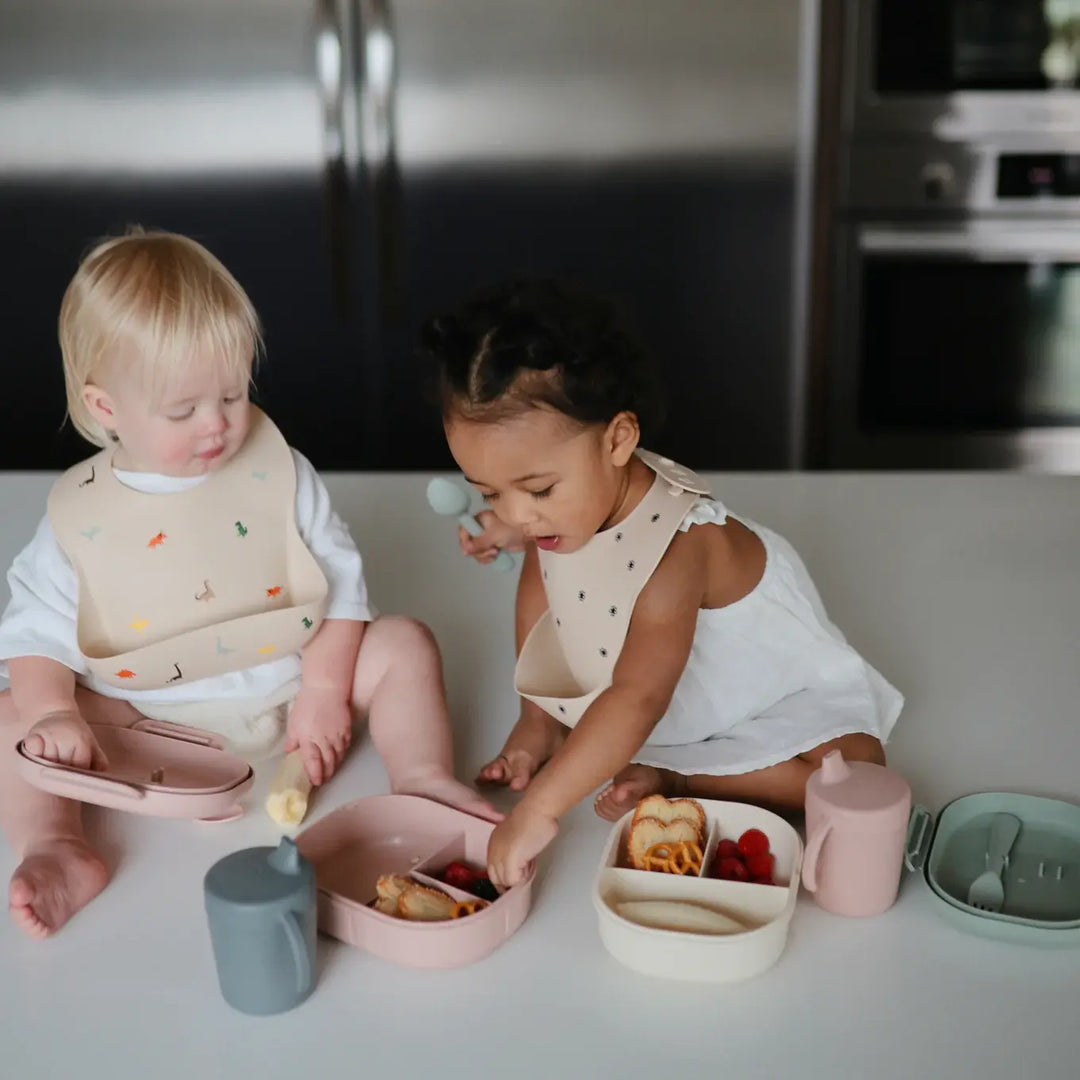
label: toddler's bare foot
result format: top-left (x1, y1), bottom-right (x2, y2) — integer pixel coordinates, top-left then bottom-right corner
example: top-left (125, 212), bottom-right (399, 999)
top-left (476, 712), bottom-right (567, 792)
top-left (594, 764), bottom-right (679, 822)
top-left (9, 838), bottom-right (109, 940)
top-left (393, 770), bottom-right (504, 824)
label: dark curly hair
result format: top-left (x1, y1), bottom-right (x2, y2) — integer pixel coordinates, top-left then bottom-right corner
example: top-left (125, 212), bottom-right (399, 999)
top-left (421, 279), bottom-right (665, 438)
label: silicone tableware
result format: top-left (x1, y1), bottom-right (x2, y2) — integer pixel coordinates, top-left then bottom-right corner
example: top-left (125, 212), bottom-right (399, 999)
top-left (906, 791), bottom-right (1080, 945)
top-left (592, 799), bottom-right (803, 983)
top-left (802, 749), bottom-right (915, 917)
top-left (966, 813), bottom-right (1021, 913)
top-left (204, 837), bottom-right (318, 1015)
top-left (295, 794), bottom-right (532, 968)
top-left (16, 719), bottom-right (253, 821)
top-left (425, 477), bottom-right (515, 571)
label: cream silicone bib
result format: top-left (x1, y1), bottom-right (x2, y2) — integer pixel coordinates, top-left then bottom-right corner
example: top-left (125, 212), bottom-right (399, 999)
top-left (48, 407), bottom-right (328, 691)
top-left (514, 451), bottom-right (710, 725)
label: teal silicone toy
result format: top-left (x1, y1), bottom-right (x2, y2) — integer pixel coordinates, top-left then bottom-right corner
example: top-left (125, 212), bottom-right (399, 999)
top-left (426, 477), bottom-right (515, 571)
top-left (906, 792), bottom-right (1080, 946)
top-left (204, 837), bottom-right (318, 1014)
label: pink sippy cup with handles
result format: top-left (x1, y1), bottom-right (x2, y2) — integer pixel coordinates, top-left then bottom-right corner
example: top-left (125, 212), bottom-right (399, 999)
top-left (801, 750), bottom-right (912, 917)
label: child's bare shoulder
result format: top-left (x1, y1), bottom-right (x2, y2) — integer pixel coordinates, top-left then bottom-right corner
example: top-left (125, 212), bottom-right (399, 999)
top-left (633, 528), bottom-right (709, 623)
top-left (696, 515), bottom-right (767, 608)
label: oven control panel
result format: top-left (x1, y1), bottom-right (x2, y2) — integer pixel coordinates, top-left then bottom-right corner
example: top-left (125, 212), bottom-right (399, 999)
top-left (997, 154), bottom-right (1080, 198)
top-left (844, 143), bottom-right (1080, 213)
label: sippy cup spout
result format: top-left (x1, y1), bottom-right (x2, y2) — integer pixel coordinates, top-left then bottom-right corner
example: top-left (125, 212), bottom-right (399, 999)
top-left (819, 749), bottom-right (853, 786)
top-left (267, 836), bottom-right (302, 875)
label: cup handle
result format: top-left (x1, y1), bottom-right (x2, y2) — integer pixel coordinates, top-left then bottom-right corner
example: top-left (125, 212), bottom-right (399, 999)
top-left (279, 911), bottom-right (313, 995)
top-left (801, 821), bottom-right (832, 893)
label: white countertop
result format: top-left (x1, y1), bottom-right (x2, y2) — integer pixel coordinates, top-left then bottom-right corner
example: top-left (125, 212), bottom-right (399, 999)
top-left (1, 471), bottom-right (1079, 1080)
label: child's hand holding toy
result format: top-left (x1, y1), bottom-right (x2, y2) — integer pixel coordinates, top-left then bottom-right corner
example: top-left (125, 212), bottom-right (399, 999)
top-left (425, 477), bottom-right (524, 570)
top-left (458, 511), bottom-right (526, 567)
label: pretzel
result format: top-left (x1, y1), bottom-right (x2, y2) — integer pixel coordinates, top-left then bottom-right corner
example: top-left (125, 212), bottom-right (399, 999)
top-left (642, 840), bottom-right (704, 876)
top-left (450, 899), bottom-right (490, 918)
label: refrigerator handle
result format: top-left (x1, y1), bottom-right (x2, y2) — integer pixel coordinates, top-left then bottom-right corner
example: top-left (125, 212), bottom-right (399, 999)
top-left (359, 0), bottom-right (405, 325)
top-left (314, 0), bottom-right (351, 318)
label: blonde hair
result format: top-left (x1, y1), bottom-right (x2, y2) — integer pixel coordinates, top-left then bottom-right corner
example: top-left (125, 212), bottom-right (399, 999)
top-left (58, 227), bottom-right (263, 447)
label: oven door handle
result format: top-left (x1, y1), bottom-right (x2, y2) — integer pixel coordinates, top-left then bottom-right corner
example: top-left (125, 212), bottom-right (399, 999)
top-left (858, 225), bottom-right (1080, 261)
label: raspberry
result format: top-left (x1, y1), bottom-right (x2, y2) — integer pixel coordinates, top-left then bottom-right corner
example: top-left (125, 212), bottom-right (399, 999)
top-left (751, 874), bottom-right (774, 886)
top-left (716, 838), bottom-right (740, 859)
top-left (745, 852), bottom-right (774, 880)
top-left (737, 829), bottom-right (770, 858)
top-left (441, 861), bottom-right (481, 890)
top-left (714, 856), bottom-right (749, 882)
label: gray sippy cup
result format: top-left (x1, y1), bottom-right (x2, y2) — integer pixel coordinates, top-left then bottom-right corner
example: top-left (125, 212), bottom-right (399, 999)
top-left (203, 837), bottom-right (317, 1015)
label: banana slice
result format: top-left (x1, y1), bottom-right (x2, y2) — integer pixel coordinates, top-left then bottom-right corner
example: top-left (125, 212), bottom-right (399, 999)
top-left (265, 751), bottom-right (313, 827)
top-left (615, 899), bottom-right (746, 935)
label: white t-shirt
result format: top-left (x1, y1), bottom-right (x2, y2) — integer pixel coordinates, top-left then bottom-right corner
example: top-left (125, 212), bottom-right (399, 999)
top-left (0, 449), bottom-right (373, 707)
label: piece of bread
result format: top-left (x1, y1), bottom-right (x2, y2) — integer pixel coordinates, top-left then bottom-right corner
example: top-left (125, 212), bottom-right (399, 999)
top-left (374, 873), bottom-right (413, 915)
top-left (627, 816), bottom-right (702, 870)
top-left (615, 899), bottom-right (746, 935)
top-left (397, 882), bottom-right (457, 921)
top-left (631, 795), bottom-right (706, 841)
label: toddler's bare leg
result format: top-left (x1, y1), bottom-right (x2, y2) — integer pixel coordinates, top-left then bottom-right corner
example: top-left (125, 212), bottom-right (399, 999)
top-left (1, 688), bottom-right (140, 939)
top-left (476, 704), bottom-right (568, 791)
top-left (351, 615), bottom-right (502, 822)
top-left (594, 733), bottom-right (886, 821)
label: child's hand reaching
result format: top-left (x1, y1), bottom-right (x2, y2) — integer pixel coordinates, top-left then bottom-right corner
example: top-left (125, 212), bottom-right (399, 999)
top-left (459, 511), bottom-right (526, 566)
top-left (284, 686), bottom-right (353, 786)
top-left (23, 709), bottom-right (109, 771)
top-left (486, 803), bottom-right (558, 890)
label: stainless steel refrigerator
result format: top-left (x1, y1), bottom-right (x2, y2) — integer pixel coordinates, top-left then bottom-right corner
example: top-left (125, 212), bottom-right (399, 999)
top-left (0, 0), bottom-right (809, 470)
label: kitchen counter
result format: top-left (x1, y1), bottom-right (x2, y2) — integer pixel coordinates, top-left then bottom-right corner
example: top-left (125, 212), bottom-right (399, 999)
top-left (1, 471), bottom-right (1078, 1080)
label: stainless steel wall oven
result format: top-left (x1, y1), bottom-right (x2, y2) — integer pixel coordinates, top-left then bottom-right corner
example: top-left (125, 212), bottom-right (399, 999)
top-left (814, 0), bottom-right (1080, 470)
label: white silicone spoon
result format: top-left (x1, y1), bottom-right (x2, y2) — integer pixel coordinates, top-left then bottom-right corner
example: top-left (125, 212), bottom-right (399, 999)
top-left (426, 477), bottom-right (515, 572)
top-left (966, 812), bottom-right (1021, 914)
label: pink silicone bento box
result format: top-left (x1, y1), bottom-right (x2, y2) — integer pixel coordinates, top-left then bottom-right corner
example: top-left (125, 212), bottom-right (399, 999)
top-left (16, 719), bottom-right (254, 821)
top-left (295, 794), bottom-right (533, 969)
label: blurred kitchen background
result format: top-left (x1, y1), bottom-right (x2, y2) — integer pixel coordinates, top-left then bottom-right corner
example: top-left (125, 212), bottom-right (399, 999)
top-left (2, 0), bottom-right (1079, 472)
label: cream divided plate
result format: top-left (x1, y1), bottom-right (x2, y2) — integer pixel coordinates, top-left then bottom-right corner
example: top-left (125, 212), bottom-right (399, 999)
top-left (592, 799), bottom-right (803, 982)
top-left (295, 795), bottom-right (533, 969)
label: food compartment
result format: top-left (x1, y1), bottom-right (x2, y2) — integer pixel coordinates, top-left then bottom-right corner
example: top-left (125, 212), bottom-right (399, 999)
top-left (297, 802), bottom-right (462, 908)
top-left (598, 867), bottom-right (788, 931)
top-left (593, 798), bottom-right (803, 982)
top-left (412, 836), bottom-right (501, 901)
top-left (612, 800), bottom-right (797, 887)
top-left (295, 794), bottom-right (534, 968)
top-left (701, 807), bottom-right (799, 888)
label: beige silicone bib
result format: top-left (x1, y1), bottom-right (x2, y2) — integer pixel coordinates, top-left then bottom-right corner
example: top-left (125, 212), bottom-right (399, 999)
top-left (514, 451), bottom-right (709, 725)
top-left (48, 407), bottom-right (328, 691)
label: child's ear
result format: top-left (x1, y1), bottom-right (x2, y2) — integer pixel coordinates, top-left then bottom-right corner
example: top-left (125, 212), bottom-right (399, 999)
top-left (607, 411), bottom-right (641, 466)
top-left (82, 383), bottom-right (117, 429)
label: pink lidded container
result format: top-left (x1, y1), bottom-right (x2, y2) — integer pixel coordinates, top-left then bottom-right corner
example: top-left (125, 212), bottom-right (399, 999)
top-left (801, 749), bottom-right (914, 917)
